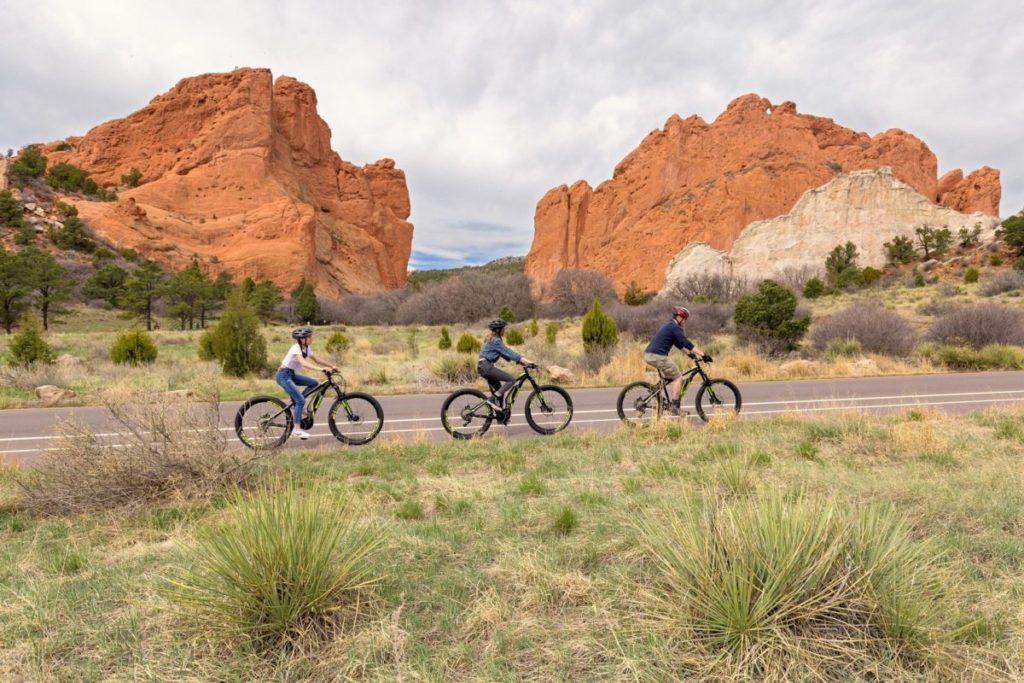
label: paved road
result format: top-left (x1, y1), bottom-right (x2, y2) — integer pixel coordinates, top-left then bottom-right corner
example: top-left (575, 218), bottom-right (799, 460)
top-left (1, 370), bottom-right (1023, 466)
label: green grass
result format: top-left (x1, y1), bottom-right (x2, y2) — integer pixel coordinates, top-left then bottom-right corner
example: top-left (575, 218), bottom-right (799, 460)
top-left (1, 407), bottom-right (1023, 679)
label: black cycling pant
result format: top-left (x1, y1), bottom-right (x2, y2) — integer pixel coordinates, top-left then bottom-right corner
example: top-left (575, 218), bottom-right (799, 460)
top-left (477, 359), bottom-right (517, 398)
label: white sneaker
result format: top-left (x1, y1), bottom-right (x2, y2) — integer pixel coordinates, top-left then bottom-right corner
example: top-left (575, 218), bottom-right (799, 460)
top-left (296, 429), bottom-right (311, 440)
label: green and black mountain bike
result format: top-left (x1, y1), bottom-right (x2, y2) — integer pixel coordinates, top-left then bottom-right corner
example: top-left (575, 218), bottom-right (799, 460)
top-left (235, 370), bottom-right (383, 449)
top-left (617, 353), bottom-right (741, 425)
top-left (441, 363), bottom-right (573, 439)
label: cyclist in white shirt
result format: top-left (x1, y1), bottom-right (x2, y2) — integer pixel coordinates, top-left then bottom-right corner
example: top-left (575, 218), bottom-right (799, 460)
top-left (275, 326), bottom-right (337, 439)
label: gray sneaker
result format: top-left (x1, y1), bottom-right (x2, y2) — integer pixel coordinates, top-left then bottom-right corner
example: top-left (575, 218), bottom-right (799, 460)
top-left (486, 396), bottom-right (503, 413)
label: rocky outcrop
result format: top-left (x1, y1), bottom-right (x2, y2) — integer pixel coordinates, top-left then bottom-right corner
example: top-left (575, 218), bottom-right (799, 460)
top-left (525, 94), bottom-right (1001, 293)
top-left (0, 156), bottom-right (10, 191)
top-left (41, 68), bottom-right (413, 298)
top-left (937, 166), bottom-right (1001, 216)
top-left (663, 168), bottom-right (999, 288)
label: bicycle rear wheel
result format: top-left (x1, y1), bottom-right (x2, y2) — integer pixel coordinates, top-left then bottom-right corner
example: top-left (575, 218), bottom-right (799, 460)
top-left (525, 385), bottom-right (573, 434)
top-left (235, 396), bottom-right (293, 449)
top-left (328, 392), bottom-right (384, 445)
top-left (441, 388), bottom-right (494, 439)
top-left (695, 379), bottom-right (742, 422)
top-left (616, 381), bottom-right (659, 426)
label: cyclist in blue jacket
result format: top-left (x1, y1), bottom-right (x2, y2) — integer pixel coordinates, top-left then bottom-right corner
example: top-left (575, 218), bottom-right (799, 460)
top-left (477, 319), bottom-right (535, 411)
top-left (643, 306), bottom-right (706, 416)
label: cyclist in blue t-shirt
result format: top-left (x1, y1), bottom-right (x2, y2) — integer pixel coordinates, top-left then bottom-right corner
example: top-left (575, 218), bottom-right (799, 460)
top-left (477, 319), bottom-right (536, 411)
top-left (643, 306), bottom-right (706, 416)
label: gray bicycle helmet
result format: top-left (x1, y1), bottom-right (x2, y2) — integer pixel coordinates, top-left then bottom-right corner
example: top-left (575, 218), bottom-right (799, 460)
top-left (487, 319), bottom-right (508, 332)
top-left (291, 325), bottom-right (313, 339)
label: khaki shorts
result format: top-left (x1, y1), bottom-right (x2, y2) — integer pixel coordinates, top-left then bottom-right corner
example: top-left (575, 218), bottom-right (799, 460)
top-left (643, 353), bottom-right (680, 381)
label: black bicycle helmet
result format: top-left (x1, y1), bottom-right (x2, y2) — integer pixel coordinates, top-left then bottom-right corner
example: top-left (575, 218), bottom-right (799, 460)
top-left (487, 319), bottom-right (508, 332)
top-left (291, 325), bottom-right (313, 340)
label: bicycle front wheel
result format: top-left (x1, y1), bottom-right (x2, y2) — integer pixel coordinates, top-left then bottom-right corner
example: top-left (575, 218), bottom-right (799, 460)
top-left (235, 396), bottom-right (293, 449)
top-left (328, 392), bottom-right (384, 446)
top-left (525, 385), bottom-right (573, 435)
top-left (616, 381), bottom-right (659, 426)
top-left (441, 388), bottom-right (494, 440)
top-left (695, 379), bottom-right (742, 422)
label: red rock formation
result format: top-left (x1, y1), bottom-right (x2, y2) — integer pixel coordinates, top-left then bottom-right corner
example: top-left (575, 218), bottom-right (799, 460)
top-left (937, 166), bottom-right (1001, 216)
top-left (525, 94), bottom-right (1001, 293)
top-left (42, 68), bottom-right (412, 297)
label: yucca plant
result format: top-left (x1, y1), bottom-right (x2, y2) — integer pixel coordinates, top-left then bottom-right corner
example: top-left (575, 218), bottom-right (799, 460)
top-left (635, 491), bottom-right (956, 679)
top-left (165, 482), bottom-right (384, 651)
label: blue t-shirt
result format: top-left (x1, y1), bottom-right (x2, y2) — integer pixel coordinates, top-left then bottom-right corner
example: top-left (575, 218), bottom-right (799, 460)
top-left (644, 320), bottom-right (694, 356)
top-left (479, 336), bottom-right (523, 363)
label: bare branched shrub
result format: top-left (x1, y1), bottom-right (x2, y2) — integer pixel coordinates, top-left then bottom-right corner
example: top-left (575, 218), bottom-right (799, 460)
top-left (394, 272), bottom-right (534, 325)
top-left (663, 272), bottom-right (751, 303)
top-left (978, 270), bottom-right (1024, 297)
top-left (19, 391), bottom-right (260, 514)
top-left (610, 300), bottom-right (731, 340)
top-left (329, 290), bottom-right (411, 325)
top-left (540, 269), bottom-right (616, 317)
top-left (927, 303), bottom-right (1024, 349)
top-left (811, 302), bottom-right (917, 356)
top-left (777, 265), bottom-right (822, 292)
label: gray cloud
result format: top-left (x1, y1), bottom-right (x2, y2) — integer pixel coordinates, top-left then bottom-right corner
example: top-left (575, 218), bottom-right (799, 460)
top-left (2, 0), bottom-right (1020, 267)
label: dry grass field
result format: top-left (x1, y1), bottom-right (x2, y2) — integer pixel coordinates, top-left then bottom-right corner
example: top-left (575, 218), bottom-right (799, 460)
top-left (1, 404), bottom-right (1022, 680)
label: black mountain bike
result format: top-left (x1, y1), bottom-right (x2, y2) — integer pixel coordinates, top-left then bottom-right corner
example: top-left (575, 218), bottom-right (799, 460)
top-left (617, 354), bottom-right (741, 425)
top-left (441, 363), bottom-right (573, 439)
top-left (235, 370), bottom-right (384, 449)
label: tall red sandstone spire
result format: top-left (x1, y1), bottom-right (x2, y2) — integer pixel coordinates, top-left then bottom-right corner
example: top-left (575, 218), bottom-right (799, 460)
top-left (43, 68), bottom-right (413, 298)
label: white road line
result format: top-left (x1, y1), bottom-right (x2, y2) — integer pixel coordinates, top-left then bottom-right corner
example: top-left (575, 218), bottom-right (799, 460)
top-left (3, 394), bottom-right (1023, 455)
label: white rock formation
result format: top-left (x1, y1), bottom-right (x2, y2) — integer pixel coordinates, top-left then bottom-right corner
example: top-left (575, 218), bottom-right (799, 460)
top-left (663, 168), bottom-right (999, 288)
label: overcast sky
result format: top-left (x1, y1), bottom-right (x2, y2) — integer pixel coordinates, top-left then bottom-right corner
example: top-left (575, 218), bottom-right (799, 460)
top-left (2, 0), bottom-right (1021, 269)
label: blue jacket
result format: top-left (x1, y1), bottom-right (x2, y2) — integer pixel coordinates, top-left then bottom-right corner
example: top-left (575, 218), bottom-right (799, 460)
top-left (479, 336), bottom-right (522, 364)
top-left (644, 320), bottom-right (694, 356)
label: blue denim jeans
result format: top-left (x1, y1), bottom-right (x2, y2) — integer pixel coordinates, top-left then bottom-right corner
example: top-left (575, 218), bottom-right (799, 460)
top-left (275, 368), bottom-right (319, 423)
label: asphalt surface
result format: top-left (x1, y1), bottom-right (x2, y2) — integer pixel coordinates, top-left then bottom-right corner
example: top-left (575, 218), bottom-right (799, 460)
top-left (1, 370), bottom-right (1023, 466)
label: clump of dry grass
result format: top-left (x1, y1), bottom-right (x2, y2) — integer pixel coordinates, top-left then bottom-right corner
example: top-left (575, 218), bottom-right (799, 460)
top-left (635, 491), bottom-right (970, 680)
top-left (18, 389), bottom-right (261, 514)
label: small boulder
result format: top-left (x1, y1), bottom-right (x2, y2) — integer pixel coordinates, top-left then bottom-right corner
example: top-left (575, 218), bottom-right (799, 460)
top-left (921, 259), bottom-right (938, 272)
top-left (35, 385), bottom-right (76, 402)
top-left (24, 202), bottom-right (37, 212)
top-left (55, 354), bottom-right (80, 366)
top-left (547, 365), bottom-right (575, 384)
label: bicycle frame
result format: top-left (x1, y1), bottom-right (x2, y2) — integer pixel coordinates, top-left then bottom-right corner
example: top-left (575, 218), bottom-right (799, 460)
top-left (272, 373), bottom-right (347, 425)
top-left (646, 359), bottom-right (710, 412)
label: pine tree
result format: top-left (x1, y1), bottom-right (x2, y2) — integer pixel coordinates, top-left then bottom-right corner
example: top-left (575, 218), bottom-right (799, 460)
top-left (123, 259), bottom-right (165, 331)
top-left (210, 287), bottom-right (267, 377)
top-left (20, 247), bottom-right (72, 330)
top-left (291, 278), bottom-right (319, 323)
top-left (163, 259), bottom-right (207, 329)
top-left (581, 298), bottom-right (618, 351)
top-left (0, 248), bottom-right (31, 334)
top-left (249, 280), bottom-right (284, 323)
top-left (83, 264), bottom-right (129, 307)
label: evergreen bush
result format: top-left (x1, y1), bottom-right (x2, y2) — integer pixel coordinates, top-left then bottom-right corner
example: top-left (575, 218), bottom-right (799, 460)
top-left (209, 289), bottom-right (267, 376)
top-left (545, 321), bottom-right (559, 344)
top-left (197, 329), bottom-right (217, 361)
top-left (110, 329), bottom-right (158, 366)
top-left (505, 327), bottom-right (525, 345)
top-left (325, 331), bottom-right (351, 355)
top-left (581, 298), bottom-right (618, 352)
top-left (10, 145), bottom-right (47, 179)
top-left (964, 267), bottom-right (979, 284)
top-left (7, 315), bottom-right (55, 365)
top-left (802, 277), bottom-right (825, 299)
top-left (734, 280), bottom-right (810, 355)
top-left (455, 333), bottom-right (480, 354)
top-left (496, 305), bottom-right (516, 323)
top-left (438, 326), bottom-right (452, 349)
